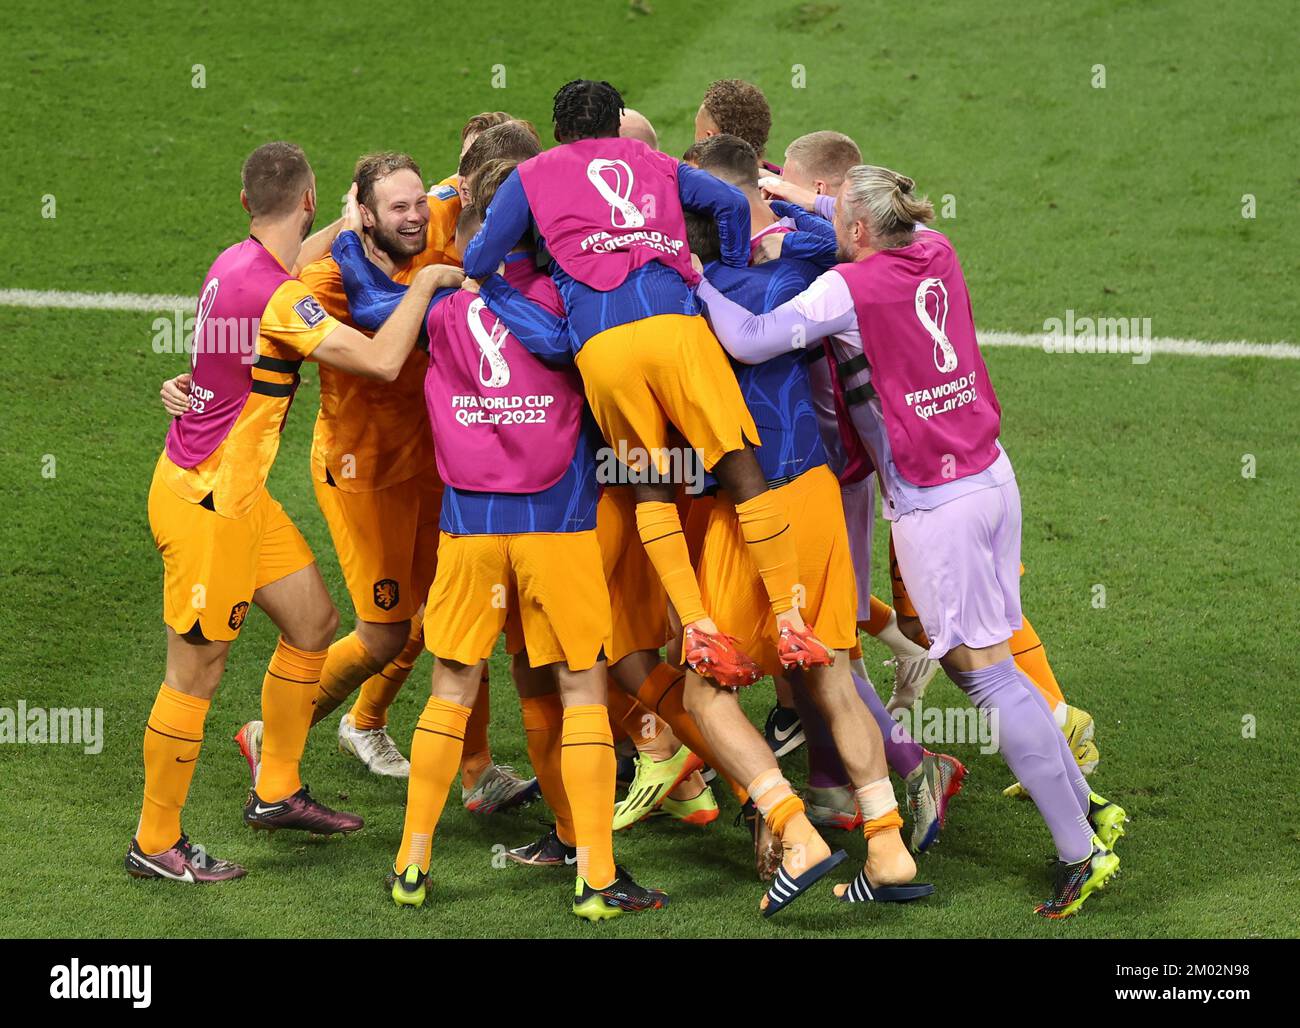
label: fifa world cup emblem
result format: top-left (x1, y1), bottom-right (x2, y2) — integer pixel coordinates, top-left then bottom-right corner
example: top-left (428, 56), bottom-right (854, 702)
top-left (192, 278), bottom-right (220, 371)
top-left (915, 277), bottom-right (957, 373)
top-left (466, 298), bottom-right (511, 388)
top-left (587, 158), bottom-right (645, 229)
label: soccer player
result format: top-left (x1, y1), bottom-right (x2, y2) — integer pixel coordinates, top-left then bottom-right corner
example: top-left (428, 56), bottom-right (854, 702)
top-left (463, 79), bottom-right (832, 690)
top-left (691, 135), bottom-right (965, 856)
top-left (127, 141), bottom-right (461, 884)
top-left (763, 145), bottom-right (1102, 778)
top-left (675, 136), bottom-right (930, 911)
top-left (334, 201), bottom-right (667, 920)
top-left (698, 163), bottom-right (1128, 917)
top-left (619, 107), bottom-right (658, 149)
top-left (694, 79), bottom-right (779, 172)
top-left (466, 158), bottom-right (726, 841)
top-left (162, 134), bottom-right (542, 811)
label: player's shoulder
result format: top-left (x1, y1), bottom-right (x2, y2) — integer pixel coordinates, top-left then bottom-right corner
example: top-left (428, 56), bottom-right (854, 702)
top-left (264, 278), bottom-right (333, 332)
top-left (299, 253), bottom-right (342, 289)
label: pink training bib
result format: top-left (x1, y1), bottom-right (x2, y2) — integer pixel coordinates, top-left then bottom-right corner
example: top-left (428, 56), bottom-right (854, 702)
top-left (165, 238), bottom-right (292, 468)
top-left (834, 230), bottom-right (1000, 486)
top-left (516, 136), bottom-right (698, 290)
top-left (424, 260), bottom-right (583, 493)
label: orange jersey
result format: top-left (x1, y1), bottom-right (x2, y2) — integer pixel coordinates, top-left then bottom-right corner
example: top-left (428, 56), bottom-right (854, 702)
top-left (161, 240), bottom-right (340, 518)
top-left (304, 186), bottom-right (462, 492)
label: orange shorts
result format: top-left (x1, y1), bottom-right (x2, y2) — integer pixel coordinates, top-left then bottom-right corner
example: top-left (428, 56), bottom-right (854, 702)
top-left (423, 531), bottom-right (611, 671)
top-left (149, 454), bottom-right (314, 642)
top-left (596, 486), bottom-right (666, 663)
top-left (575, 314), bottom-right (759, 473)
top-left (698, 464), bottom-right (857, 677)
top-left (314, 471), bottom-right (442, 623)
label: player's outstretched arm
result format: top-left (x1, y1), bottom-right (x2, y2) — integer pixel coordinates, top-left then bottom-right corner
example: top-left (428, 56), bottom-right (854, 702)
top-left (678, 163), bottom-right (751, 268)
top-left (333, 229), bottom-right (411, 331)
top-left (758, 176), bottom-right (819, 213)
top-left (461, 169), bottom-right (531, 280)
top-left (292, 215), bottom-right (344, 276)
top-left (696, 273), bottom-right (852, 364)
top-left (478, 274), bottom-right (575, 365)
top-left (313, 263), bottom-right (463, 381)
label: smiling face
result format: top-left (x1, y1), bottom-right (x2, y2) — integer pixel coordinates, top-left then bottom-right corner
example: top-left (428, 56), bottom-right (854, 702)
top-left (360, 168), bottom-right (430, 261)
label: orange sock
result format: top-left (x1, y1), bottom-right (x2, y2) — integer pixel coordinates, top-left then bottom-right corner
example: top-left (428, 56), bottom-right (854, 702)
top-left (635, 663), bottom-right (747, 803)
top-left (350, 622), bottom-right (423, 731)
top-left (258, 638), bottom-right (327, 802)
top-left (520, 693), bottom-right (575, 846)
top-left (137, 684), bottom-right (209, 854)
top-left (636, 500), bottom-right (708, 626)
top-left (312, 632), bottom-right (383, 726)
top-left (560, 704), bottom-right (616, 889)
top-left (461, 666), bottom-right (492, 784)
top-left (607, 688), bottom-right (662, 745)
top-left (1011, 615), bottom-right (1065, 707)
top-left (749, 768), bottom-right (815, 849)
top-left (863, 595), bottom-right (893, 636)
top-left (396, 696), bottom-right (470, 873)
top-left (733, 493), bottom-right (796, 617)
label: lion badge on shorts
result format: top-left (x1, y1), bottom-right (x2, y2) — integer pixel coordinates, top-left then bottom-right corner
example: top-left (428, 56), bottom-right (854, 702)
top-left (373, 579), bottom-right (399, 611)
top-left (228, 601), bottom-right (250, 630)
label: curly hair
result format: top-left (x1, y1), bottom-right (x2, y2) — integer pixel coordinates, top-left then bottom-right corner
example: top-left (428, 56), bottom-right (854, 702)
top-left (700, 79), bottom-right (772, 158)
top-left (552, 79), bottom-right (624, 142)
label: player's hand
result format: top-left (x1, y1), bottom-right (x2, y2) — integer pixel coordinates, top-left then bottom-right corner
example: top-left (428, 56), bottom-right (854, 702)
top-left (342, 182), bottom-right (364, 236)
top-left (459, 276), bottom-right (481, 295)
top-left (752, 233), bottom-right (784, 265)
top-left (759, 175), bottom-right (818, 212)
top-left (690, 252), bottom-right (704, 274)
top-left (160, 373), bottom-right (191, 417)
top-left (417, 263), bottom-right (466, 291)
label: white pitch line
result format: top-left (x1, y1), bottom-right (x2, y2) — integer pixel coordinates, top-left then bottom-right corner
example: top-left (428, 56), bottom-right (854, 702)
top-left (0, 288), bottom-right (194, 312)
top-left (2, 287), bottom-right (1297, 359)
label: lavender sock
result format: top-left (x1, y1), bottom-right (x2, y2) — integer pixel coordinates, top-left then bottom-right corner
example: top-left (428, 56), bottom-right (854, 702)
top-left (788, 677), bottom-right (850, 789)
top-left (1013, 668), bottom-right (1092, 814)
top-left (949, 658), bottom-right (1093, 863)
top-left (851, 669), bottom-right (924, 778)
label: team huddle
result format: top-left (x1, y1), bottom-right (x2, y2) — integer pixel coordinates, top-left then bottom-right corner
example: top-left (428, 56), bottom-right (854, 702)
top-left (131, 78), bottom-right (1128, 921)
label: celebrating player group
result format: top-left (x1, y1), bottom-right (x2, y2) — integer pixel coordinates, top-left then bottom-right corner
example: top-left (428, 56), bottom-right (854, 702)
top-left (131, 77), bottom-right (1128, 922)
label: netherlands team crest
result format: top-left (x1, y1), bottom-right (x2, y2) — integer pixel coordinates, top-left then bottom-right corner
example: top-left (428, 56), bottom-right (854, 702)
top-left (228, 601), bottom-right (250, 630)
top-left (373, 579), bottom-right (399, 611)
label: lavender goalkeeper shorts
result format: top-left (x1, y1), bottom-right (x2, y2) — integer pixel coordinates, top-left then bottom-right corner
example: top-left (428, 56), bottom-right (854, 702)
top-left (889, 478), bottom-right (1023, 658)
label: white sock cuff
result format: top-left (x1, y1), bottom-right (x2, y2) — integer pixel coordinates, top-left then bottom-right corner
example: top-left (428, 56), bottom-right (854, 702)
top-left (855, 777), bottom-right (898, 820)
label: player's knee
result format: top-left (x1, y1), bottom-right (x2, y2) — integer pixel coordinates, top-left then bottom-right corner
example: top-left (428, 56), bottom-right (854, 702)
top-left (356, 619), bottom-right (408, 665)
top-left (286, 602), bottom-right (339, 652)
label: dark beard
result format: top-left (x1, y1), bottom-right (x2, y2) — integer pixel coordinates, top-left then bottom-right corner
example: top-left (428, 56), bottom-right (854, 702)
top-left (300, 210), bottom-right (316, 241)
top-left (370, 221), bottom-right (427, 260)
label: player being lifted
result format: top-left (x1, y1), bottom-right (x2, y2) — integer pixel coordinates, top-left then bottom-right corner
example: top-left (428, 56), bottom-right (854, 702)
top-left (128, 142), bottom-right (461, 883)
top-left (333, 192), bottom-right (668, 920)
top-left (462, 79), bottom-right (832, 688)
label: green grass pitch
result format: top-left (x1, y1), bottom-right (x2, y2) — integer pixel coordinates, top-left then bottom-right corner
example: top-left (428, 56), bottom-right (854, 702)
top-left (1, 0), bottom-right (1297, 938)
